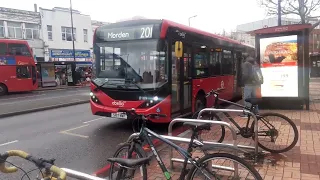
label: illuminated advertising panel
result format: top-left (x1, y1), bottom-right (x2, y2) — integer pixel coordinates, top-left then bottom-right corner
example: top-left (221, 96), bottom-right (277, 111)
top-left (259, 35), bottom-right (298, 97)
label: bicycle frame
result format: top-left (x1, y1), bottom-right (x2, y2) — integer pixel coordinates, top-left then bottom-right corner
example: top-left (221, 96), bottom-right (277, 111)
top-left (138, 126), bottom-right (199, 180)
top-left (212, 98), bottom-right (257, 133)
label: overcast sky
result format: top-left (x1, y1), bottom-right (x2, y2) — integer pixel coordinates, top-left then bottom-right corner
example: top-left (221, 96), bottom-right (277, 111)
top-left (3, 0), bottom-right (271, 33)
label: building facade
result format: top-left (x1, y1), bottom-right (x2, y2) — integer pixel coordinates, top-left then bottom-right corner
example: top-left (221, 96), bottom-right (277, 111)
top-left (39, 7), bottom-right (94, 62)
top-left (0, 6), bottom-right (44, 62)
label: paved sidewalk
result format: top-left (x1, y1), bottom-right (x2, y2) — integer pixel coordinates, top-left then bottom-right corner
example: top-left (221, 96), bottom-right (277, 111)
top-left (133, 79), bottom-right (320, 180)
top-left (35, 84), bottom-right (90, 91)
top-left (133, 103), bottom-right (320, 180)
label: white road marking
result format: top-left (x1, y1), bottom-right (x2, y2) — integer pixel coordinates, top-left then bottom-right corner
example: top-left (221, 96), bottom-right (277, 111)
top-left (60, 131), bottom-right (89, 139)
top-left (83, 117), bottom-right (106, 124)
top-left (0, 140), bottom-right (19, 147)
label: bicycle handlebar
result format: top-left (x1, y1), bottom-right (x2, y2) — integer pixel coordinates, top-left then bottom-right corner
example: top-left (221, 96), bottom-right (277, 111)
top-left (0, 150), bottom-right (66, 180)
top-left (206, 88), bottom-right (225, 106)
top-left (117, 108), bottom-right (167, 118)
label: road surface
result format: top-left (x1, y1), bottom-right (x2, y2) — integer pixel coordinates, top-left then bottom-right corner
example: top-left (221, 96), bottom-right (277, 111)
top-left (0, 103), bottom-right (170, 180)
top-left (0, 87), bottom-right (90, 117)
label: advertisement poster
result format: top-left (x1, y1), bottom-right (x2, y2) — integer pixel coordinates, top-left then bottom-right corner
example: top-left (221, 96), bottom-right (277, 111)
top-left (0, 56), bottom-right (16, 65)
top-left (41, 63), bottom-right (56, 87)
top-left (259, 35), bottom-right (298, 97)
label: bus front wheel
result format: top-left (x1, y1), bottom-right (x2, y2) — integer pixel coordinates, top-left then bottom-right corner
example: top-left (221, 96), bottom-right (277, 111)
top-left (195, 95), bottom-right (206, 113)
top-left (0, 84), bottom-right (8, 96)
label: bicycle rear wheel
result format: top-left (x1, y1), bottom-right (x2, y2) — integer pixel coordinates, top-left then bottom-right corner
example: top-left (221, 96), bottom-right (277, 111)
top-left (109, 142), bottom-right (147, 180)
top-left (251, 112), bottom-right (299, 153)
top-left (187, 153), bottom-right (262, 180)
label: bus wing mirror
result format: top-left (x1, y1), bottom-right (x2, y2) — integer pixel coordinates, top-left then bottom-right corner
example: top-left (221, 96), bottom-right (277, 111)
top-left (174, 41), bottom-right (183, 58)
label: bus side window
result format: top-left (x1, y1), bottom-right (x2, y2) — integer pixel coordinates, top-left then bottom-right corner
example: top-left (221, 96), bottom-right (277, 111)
top-left (221, 50), bottom-right (233, 75)
top-left (8, 43), bottom-right (31, 56)
top-left (193, 46), bottom-right (209, 77)
top-left (0, 43), bottom-right (7, 55)
top-left (209, 51), bottom-right (222, 76)
top-left (16, 66), bottom-right (31, 79)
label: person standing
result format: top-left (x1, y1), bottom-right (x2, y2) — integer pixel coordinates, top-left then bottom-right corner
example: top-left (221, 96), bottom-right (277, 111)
top-left (241, 55), bottom-right (263, 117)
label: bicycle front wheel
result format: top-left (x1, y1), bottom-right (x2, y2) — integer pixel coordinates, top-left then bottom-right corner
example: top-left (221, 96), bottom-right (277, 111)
top-left (187, 153), bottom-right (262, 180)
top-left (193, 111), bottom-right (226, 143)
top-left (109, 142), bottom-right (147, 180)
top-left (251, 112), bottom-right (299, 153)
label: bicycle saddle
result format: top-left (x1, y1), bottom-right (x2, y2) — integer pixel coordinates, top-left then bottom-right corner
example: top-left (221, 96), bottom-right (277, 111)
top-left (107, 157), bottom-right (151, 167)
top-left (245, 98), bottom-right (262, 105)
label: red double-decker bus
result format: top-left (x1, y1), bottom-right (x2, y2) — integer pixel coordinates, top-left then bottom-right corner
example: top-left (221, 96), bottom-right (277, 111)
top-left (0, 39), bottom-right (38, 95)
top-left (90, 19), bottom-right (254, 123)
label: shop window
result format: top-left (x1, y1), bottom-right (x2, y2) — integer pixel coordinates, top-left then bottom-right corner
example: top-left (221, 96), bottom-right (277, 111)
top-left (16, 66), bottom-right (30, 79)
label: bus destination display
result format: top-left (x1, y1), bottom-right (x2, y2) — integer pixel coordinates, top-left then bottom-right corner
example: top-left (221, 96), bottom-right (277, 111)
top-left (99, 25), bottom-right (154, 41)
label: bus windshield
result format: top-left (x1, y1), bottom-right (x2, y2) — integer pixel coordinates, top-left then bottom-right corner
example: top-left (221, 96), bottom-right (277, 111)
top-left (95, 39), bottom-right (167, 89)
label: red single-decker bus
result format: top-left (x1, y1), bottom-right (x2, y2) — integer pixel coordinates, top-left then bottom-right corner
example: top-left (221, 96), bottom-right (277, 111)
top-left (0, 39), bottom-right (38, 95)
top-left (90, 19), bottom-right (254, 123)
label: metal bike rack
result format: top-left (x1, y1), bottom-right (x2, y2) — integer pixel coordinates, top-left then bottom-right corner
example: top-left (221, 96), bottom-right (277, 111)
top-left (61, 168), bottom-right (106, 180)
top-left (196, 108), bottom-right (259, 154)
top-left (168, 108), bottom-right (260, 169)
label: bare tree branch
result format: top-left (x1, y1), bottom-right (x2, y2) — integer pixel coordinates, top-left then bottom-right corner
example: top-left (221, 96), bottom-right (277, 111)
top-left (258, 0), bottom-right (320, 23)
top-left (311, 19), bottom-right (320, 30)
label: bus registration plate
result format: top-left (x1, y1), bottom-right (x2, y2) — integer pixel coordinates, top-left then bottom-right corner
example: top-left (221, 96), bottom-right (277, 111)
top-left (111, 112), bottom-right (127, 119)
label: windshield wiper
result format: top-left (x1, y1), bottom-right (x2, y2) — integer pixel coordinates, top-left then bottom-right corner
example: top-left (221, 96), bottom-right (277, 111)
top-left (92, 78), bottom-right (149, 96)
top-left (124, 78), bottom-right (149, 96)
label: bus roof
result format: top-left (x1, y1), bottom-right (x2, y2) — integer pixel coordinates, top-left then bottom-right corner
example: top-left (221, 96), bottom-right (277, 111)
top-left (0, 39), bottom-right (30, 44)
top-left (96, 19), bottom-right (254, 50)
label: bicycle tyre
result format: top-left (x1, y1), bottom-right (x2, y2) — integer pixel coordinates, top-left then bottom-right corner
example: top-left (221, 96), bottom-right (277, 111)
top-left (251, 112), bottom-right (299, 153)
top-left (187, 153), bottom-right (262, 180)
top-left (109, 142), bottom-right (147, 180)
top-left (192, 111), bottom-right (226, 143)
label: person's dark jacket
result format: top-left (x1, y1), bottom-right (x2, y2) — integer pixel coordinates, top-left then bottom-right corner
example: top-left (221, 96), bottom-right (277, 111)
top-left (242, 57), bottom-right (262, 85)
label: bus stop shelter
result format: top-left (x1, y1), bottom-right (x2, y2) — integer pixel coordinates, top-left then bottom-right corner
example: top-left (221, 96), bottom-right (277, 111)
top-left (250, 24), bottom-right (312, 110)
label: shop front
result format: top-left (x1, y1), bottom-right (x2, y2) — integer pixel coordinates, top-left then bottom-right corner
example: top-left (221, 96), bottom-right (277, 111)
top-left (36, 49), bottom-right (92, 88)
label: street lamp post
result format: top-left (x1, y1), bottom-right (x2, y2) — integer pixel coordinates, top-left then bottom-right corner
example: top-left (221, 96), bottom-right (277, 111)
top-left (188, 15), bottom-right (197, 26)
top-left (70, 0), bottom-right (76, 61)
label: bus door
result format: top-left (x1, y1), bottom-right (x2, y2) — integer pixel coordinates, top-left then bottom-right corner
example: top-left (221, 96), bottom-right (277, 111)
top-left (181, 45), bottom-right (192, 114)
top-left (31, 66), bottom-right (38, 89)
top-left (234, 51), bottom-right (243, 96)
top-left (15, 65), bottom-right (33, 91)
top-left (171, 41), bottom-right (192, 116)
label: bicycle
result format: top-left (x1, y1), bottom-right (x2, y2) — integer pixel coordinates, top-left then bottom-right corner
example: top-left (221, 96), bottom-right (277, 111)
top-left (196, 89), bottom-right (299, 154)
top-left (107, 109), bottom-right (263, 180)
top-left (0, 150), bottom-right (112, 180)
top-left (0, 150), bottom-right (66, 180)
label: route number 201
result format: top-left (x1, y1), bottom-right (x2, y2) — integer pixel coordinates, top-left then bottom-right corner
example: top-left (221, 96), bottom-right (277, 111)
top-left (140, 27), bottom-right (153, 38)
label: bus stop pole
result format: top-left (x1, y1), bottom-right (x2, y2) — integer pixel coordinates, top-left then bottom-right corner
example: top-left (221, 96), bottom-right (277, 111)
top-left (304, 28), bottom-right (310, 110)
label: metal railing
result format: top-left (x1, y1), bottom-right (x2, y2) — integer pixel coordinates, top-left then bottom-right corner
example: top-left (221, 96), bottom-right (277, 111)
top-left (168, 108), bottom-right (260, 169)
top-left (61, 168), bottom-right (106, 180)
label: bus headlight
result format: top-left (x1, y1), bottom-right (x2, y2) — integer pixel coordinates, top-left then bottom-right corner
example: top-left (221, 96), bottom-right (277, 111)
top-left (90, 91), bottom-right (102, 105)
top-left (138, 96), bottom-right (161, 108)
top-left (153, 96), bottom-right (159, 101)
